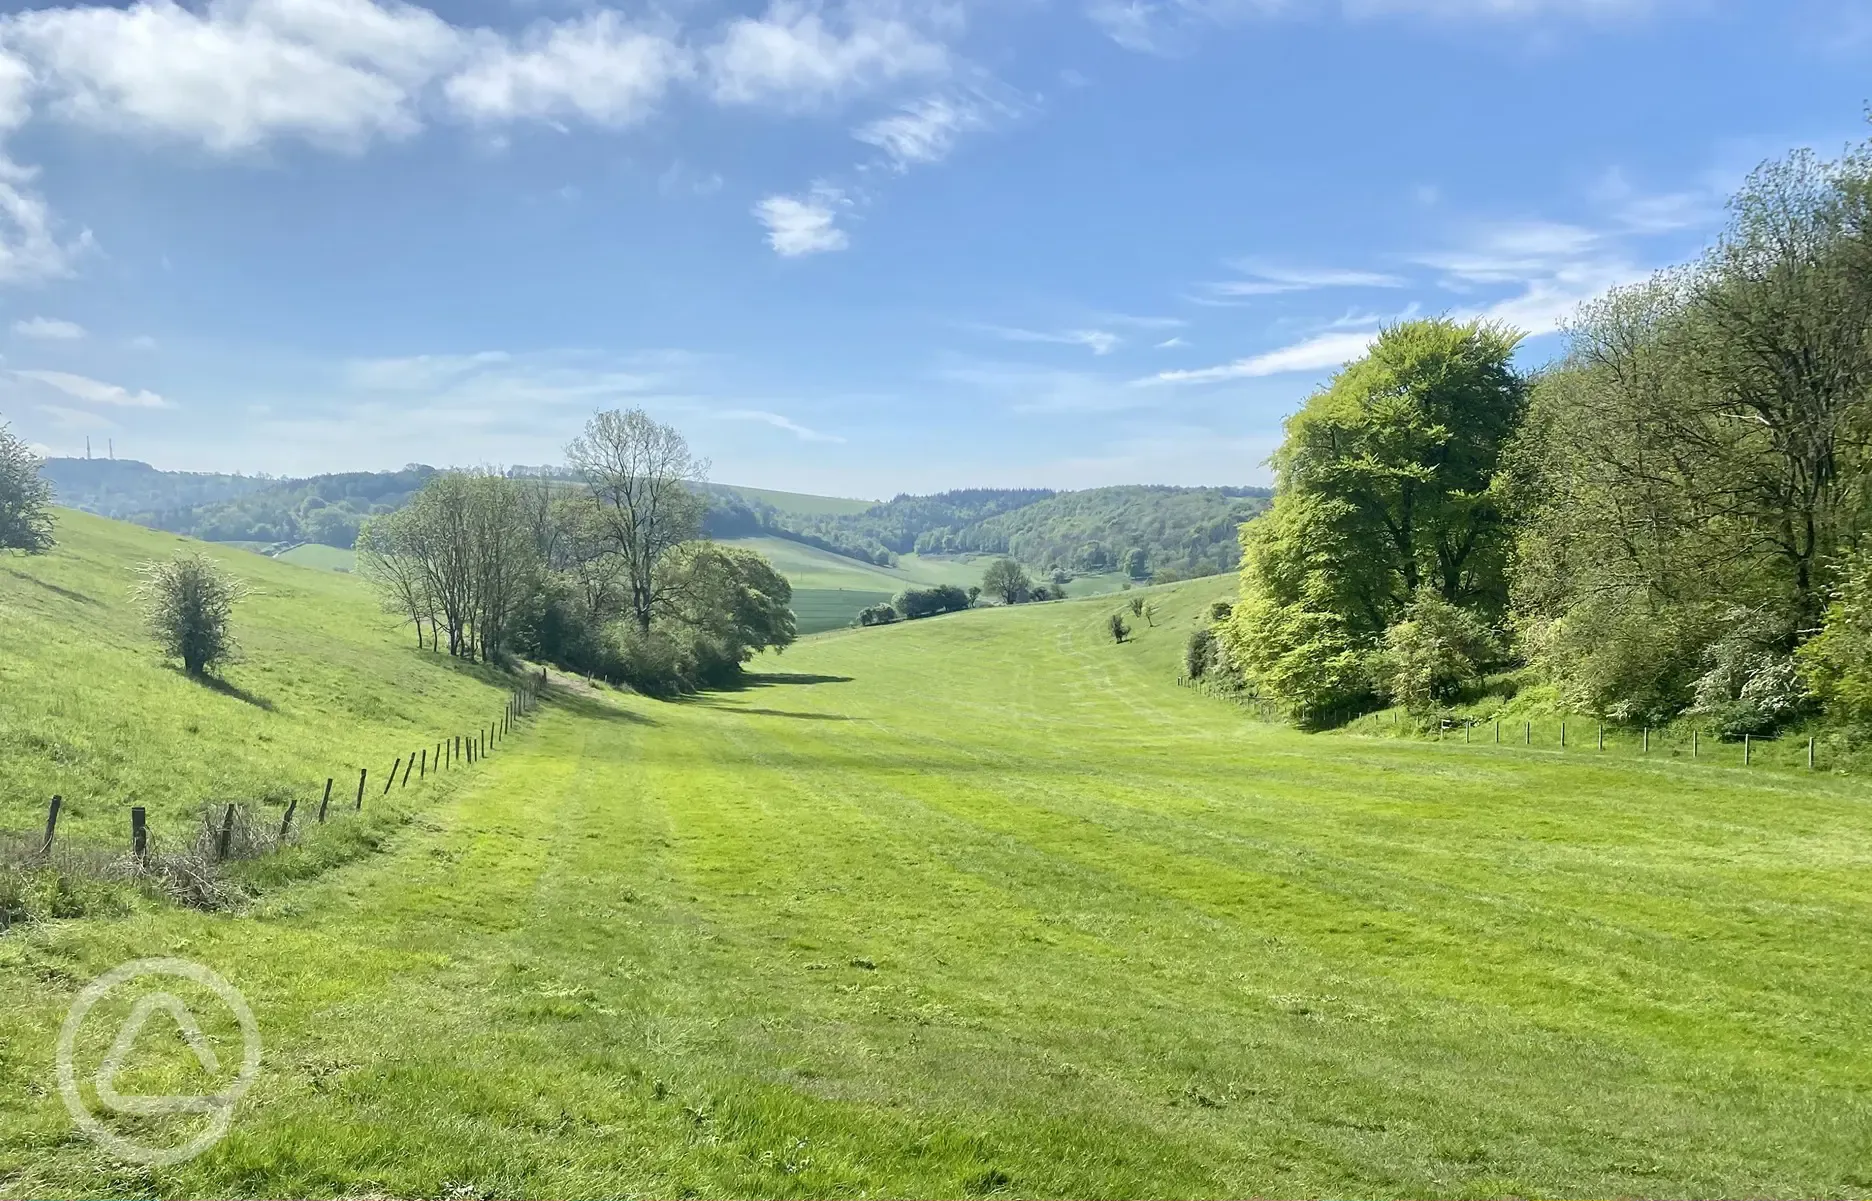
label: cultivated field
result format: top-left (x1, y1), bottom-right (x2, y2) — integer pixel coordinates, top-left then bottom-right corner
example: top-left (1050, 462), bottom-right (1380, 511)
top-left (2, 515), bottom-right (1870, 1196)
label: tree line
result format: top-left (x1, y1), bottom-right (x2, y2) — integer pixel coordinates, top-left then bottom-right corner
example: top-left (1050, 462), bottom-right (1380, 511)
top-left (1206, 137), bottom-right (1872, 739)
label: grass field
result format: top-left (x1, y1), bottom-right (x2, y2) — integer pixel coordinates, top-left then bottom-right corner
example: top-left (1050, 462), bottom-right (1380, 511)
top-left (3, 515), bottom-right (1872, 1196)
top-left (274, 543), bottom-right (356, 572)
top-left (788, 588), bottom-right (896, 635)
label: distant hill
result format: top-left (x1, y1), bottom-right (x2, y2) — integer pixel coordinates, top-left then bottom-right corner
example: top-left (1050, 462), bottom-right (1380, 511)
top-left (927, 486), bottom-right (1272, 578)
top-left (41, 458), bottom-right (274, 519)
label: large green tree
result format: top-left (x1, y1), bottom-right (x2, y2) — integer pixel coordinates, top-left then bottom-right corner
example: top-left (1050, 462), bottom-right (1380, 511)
top-left (0, 419), bottom-right (54, 554)
top-left (1223, 319), bottom-right (1525, 722)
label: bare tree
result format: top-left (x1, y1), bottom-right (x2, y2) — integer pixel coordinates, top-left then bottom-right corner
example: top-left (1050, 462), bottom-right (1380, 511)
top-left (357, 510), bottom-right (436, 648)
top-left (567, 409), bottom-right (709, 634)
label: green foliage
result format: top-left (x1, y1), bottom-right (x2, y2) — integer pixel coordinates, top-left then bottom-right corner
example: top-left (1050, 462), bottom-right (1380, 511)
top-left (1225, 319), bottom-right (1521, 723)
top-left (857, 602), bottom-right (898, 626)
top-left (147, 467), bottom-right (436, 547)
top-left (1799, 550), bottom-right (1872, 725)
top-left (1377, 591), bottom-right (1496, 713)
top-left (1509, 143), bottom-right (1872, 728)
top-left (981, 557), bottom-right (1031, 604)
top-left (133, 552), bottom-right (249, 677)
top-left (1184, 626), bottom-right (1216, 679)
top-left (893, 584), bottom-right (972, 620)
top-left (1107, 611), bottom-right (1129, 643)
top-left (0, 420), bottom-right (54, 554)
top-left (666, 543), bottom-right (797, 684)
top-left (1123, 547), bottom-right (1148, 578)
top-left (38, 456), bottom-right (270, 520)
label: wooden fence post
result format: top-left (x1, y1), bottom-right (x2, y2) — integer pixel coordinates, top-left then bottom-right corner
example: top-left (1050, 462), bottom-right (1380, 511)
top-left (1494, 720), bottom-right (1500, 744)
top-left (1744, 734), bottom-right (1752, 766)
top-left (217, 803), bottom-right (236, 860)
top-left (1597, 722), bottom-right (1604, 751)
top-left (357, 768), bottom-right (367, 810)
top-left (384, 759), bottom-right (400, 795)
top-left (420, 747), bottom-right (427, 779)
top-left (318, 778), bottom-right (333, 823)
top-left (280, 794), bottom-right (298, 841)
top-left (401, 754), bottom-right (414, 788)
top-left (131, 806), bottom-right (147, 862)
top-left (1465, 721), bottom-right (1471, 743)
top-left (1560, 721), bottom-right (1567, 749)
top-left (40, 795), bottom-right (61, 857)
top-left (1809, 736), bottom-right (1816, 770)
top-left (1643, 727), bottom-right (1649, 754)
top-left (1524, 721), bottom-right (1530, 745)
top-left (1693, 729), bottom-right (1699, 758)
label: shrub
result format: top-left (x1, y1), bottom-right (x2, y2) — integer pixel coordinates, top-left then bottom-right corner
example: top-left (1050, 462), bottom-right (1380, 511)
top-left (1798, 550), bottom-right (1872, 727)
top-left (1185, 627), bottom-right (1215, 678)
top-left (1108, 612), bottom-right (1130, 643)
top-left (135, 553), bottom-right (248, 677)
top-left (1208, 600), bottom-right (1233, 622)
top-left (0, 418), bottom-right (54, 554)
top-left (1377, 590), bottom-right (1497, 713)
top-left (857, 603), bottom-right (898, 627)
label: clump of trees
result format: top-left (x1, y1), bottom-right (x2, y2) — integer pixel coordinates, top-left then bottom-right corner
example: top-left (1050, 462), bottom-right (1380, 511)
top-left (136, 553), bottom-right (247, 677)
top-left (982, 557), bottom-right (1031, 604)
top-left (360, 409), bottom-right (794, 694)
top-left (0, 418), bottom-right (54, 553)
top-left (1219, 136), bottom-right (1872, 738)
top-left (893, 584), bottom-right (972, 620)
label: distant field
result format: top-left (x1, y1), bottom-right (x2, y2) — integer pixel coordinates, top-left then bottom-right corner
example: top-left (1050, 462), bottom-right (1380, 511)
top-left (275, 543), bottom-right (356, 572)
top-left (790, 588), bottom-right (895, 634)
top-left (714, 484), bottom-right (878, 517)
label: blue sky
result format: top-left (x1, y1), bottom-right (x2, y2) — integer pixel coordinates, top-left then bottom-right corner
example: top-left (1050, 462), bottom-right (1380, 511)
top-left (0, 0), bottom-right (1863, 498)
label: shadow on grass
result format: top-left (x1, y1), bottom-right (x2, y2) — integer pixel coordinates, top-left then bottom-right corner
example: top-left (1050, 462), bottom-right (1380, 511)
top-left (737, 672), bottom-right (856, 688)
top-left (541, 684), bottom-right (659, 726)
top-left (707, 706), bottom-right (854, 721)
top-left (199, 673), bottom-right (277, 712)
top-left (4, 569), bottom-right (101, 607)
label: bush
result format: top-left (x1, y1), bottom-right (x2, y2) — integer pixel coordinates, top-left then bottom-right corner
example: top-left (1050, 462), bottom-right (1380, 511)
top-left (857, 604), bottom-right (898, 627)
top-left (1691, 606), bottom-right (1807, 738)
top-left (1377, 590), bottom-right (1497, 713)
top-left (1798, 550), bottom-right (1872, 727)
top-left (1108, 612), bottom-right (1130, 643)
top-left (1185, 627), bottom-right (1216, 678)
top-left (1208, 600), bottom-right (1233, 622)
top-left (0, 418), bottom-right (54, 554)
top-left (135, 553), bottom-right (248, 677)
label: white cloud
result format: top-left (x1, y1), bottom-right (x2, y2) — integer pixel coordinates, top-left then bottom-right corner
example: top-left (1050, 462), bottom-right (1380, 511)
top-left (1142, 330), bottom-right (1377, 385)
top-left (12, 315), bottom-right (83, 339)
top-left (1, 0), bottom-right (460, 152)
top-left (0, 162), bottom-right (92, 285)
top-left (343, 349), bottom-right (683, 405)
top-left (444, 12), bottom-right (688, 127)
top-left (973, 324), bottom-right (1120, 355)
top-left (718, 407), bottom-right (844, 442)
top-left (17, 368), bottom-right (168, 406)
top-left (706, 1), bottom-right (949, 108)
top-left (754, 185), bottom-right (851, 257)
top-left (1155, 336), bottom-right (1188, 349)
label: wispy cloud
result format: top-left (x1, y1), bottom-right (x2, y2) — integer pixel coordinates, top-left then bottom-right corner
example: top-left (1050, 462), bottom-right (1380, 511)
top-left (1089, 0), bottom-right (1665, 55)
top-left (706, 0), bottom-right (950, 109)
top-left (16, 368), bottom-right (167, 407)
top-left (1154, 336), bottom-right (1189, 349)
top-left (1140, 330), bottom-right (1376, 386)
top-left (12, 315), bottom-right (83, 339)
top-left (718, 408), bottom-right (844, 442)
top-left (971, 324), bottom-right (1121, 355)
top-left (1200, 260), bottom-right (1406, 299)
top-left (754, 184), bottom-right (852, 257)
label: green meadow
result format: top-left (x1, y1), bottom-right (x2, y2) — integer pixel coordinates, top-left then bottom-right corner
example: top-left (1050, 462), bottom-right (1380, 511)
top-left (2, 512), bottom-right (1870, 1196)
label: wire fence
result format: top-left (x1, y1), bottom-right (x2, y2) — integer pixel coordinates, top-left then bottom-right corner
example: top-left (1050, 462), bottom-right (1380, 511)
top-left (2, 671), bottom-right (547, 923)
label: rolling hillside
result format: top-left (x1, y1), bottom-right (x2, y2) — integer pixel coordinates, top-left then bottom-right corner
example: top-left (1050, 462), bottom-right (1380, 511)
top-left (3, 510), bottom-right (1870, 1196)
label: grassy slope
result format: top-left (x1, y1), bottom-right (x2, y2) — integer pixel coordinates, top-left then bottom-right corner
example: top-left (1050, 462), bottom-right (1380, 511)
top-left (712, 484), bottom-right (879, 517)
top-left (0, 510), bottom-right (529, 846)
top-left (3, 560), bottom-right (1872, 1195)
top-left (274, 544), bottom-right (356, 572)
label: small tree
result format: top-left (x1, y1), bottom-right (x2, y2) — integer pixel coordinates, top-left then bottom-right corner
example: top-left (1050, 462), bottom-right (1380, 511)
top-left (982, 557), bottom-right (1031, 605)
top-left (1108, 612), bottom-right (1130, 643)
top-left (966, 585), bottom-right (981, 607)
top-left (0, 419), bottom-right (54, 554)
top-left (136, 553), bottom-right (248, 677)
top-left (1129, 595), bottom-right (1145, 617)
top-left (1143, 602), bottom-right (1157, 627)
top-left (1378, 589), bottom-right (1495, 713)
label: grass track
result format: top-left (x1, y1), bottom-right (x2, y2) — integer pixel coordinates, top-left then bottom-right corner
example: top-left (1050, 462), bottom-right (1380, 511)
top-left (2, 538), bottom-right (1871, 1195)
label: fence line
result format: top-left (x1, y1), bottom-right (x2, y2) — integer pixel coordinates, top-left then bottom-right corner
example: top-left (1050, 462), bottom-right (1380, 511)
top-left (19, 669), bottom-right (549, 870)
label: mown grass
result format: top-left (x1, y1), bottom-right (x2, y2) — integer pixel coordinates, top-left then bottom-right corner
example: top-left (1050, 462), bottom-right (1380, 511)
top-left (2, 531), bottom-right (1871, 1197)
top-left (273, 543), bottom-right (357, 573)
top-left (788, 587), bottom-right (895, 635)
